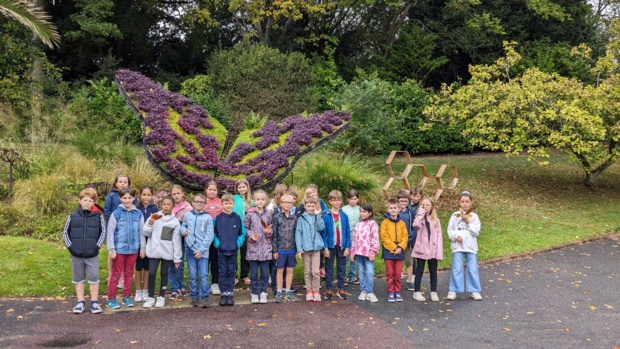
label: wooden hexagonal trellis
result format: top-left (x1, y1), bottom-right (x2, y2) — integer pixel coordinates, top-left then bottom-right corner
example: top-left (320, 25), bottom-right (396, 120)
top-left (383, 151), bottom-right (413, 199)
top-left (432, 164), bottom-right (459, 201)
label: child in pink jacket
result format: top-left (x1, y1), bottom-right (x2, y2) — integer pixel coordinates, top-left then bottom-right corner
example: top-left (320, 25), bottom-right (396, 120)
top-left (350, 203), bottom-right (380, 303)
top-left (412, 197), bottom-right (443, 302)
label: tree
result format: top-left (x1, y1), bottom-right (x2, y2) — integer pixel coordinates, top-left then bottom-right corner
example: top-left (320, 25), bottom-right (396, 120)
top-left (0, 0), bottom-right (59, 48)
top-left (425, 36), bottom-right (620, 186)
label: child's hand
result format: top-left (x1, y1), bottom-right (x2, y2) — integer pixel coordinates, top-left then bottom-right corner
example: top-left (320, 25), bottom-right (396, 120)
top-left (323, 248), bottom-right (330, 258)
top-left (369, 254), bottom-right (375, 262)
top-left (194, 250), bottom-right (202, 259)
top-left (110, 251), bottom-right (117, 259)
top-left (461, 215), bottom-right (470, 224)
top-left (343, 248), bottom-right (349, 257)
top-left (183, 230), bottom-right (189, 237)
top-left (456, 236), bottom-right (463, 243)
top-left (148, 218), bottom-right (155, 225)
top-left (315, 207), bottom-right (322, 214)
top-left (273, 252), bottom-right (279, 260)
top-left (296, 251), bottom-right (303, 259)
top-left (139, 251), bottom-right (146, 258)
top-left (394, 247), bottom-right (403, 255)
top-left (251, 233), bottom-right (259, 242)
top-left (175, 262), bottom-right (180, 269)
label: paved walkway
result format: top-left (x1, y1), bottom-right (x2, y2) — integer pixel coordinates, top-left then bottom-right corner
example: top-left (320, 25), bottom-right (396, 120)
top-left (1, 236), bottom-right (618, 348)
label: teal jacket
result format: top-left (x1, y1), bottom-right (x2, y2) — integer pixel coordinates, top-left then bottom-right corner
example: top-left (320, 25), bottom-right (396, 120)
top-left (295, 212), bottom-right (326, 252)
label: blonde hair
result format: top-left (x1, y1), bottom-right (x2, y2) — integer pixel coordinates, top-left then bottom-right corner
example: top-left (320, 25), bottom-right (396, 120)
top-left (328, 190), bottom-right (343, 201)
top-left (304, 196), bottom-right (318, 205)
top-left (79, 188), bottom-right (98, 201)
top-left (304, 187), bottom-right (317, 200)
top-left (171, 184), bottom-right (184, 193)
top-left (272, 184), bottom-right (287, 206)
top-left (221, 193), bottom-right (234, 203)
top-left (235, 179), bottom-right (252, 208)
top-left (253, 189), bottom-right (267, 200)
top-left (421, 196), bottom-right (438, 225)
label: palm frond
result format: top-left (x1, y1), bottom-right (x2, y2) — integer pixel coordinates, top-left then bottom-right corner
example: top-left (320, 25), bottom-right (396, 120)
top-left (0, 0), bottom-right (60, 49)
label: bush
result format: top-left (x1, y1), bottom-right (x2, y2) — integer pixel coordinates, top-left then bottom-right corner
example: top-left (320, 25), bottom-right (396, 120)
top-left (180, 74), bottom-right (232, 129)
top-left (12, 174), bottom-right (71, 215)
top-left (72, 131), bottom-right (140, 166)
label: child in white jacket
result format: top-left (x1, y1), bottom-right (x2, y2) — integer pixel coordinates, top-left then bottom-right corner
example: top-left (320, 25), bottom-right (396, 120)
top-left (143, 196), bottom-right (182, 308)
top-left (446, 191), bottom-right (482, 301)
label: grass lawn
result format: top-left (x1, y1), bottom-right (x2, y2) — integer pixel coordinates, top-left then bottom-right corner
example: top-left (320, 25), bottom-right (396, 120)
top-left (1, 151), bottom-right (618, 297)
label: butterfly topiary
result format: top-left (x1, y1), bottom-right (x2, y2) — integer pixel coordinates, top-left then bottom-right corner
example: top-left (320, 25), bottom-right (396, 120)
top-left (115, 69), bottom-right (351, 192)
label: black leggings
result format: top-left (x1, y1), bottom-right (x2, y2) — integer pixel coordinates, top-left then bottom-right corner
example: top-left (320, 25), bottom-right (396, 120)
top-left (148, 259), bottom-right (171, 298)
top-left (414, 258), bottom-right (438, 292)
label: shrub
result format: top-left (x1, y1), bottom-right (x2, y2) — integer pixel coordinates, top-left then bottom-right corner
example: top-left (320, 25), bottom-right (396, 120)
top-left (72, 131), bottom-right (140, 166)
top-left (12, 174), bottom-right (71, 215)
top-left (180, 74), bottom-right (232, 129)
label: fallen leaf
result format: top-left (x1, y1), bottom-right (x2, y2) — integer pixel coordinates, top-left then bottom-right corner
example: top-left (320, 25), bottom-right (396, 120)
top-left (248, 320), bottom-right (253, 323)
top-left (408, 326), bottom-right (414, 332)
top-left (589, 306), bottom-right (597, 310)
top-left (203, 335), bottom-right (212, 339)
top-left (257, 323), bottom-right (267, 327)
top-left (226, 324), bottom-right (232, 327)
top-left (308, 342), bottom-right (314, 346)
top-left (115, 329), bottom-right (121, 332)
top-left (604, 304), bottom-right (613, 309)
top-left (346, 338), bottom-right (353, 341)
top-left (503, 328), bottom-right (511, 331)
top-left (16, 316), bottom-right (23, 321)
top-left (331, 301), bottom-right (338, 304)
top-left (391, 322), bottom-right (397, 325)
top-left (6, 308), bottom-right (14, 313)
top-left (130, 340), bottom-right (139, 344)
top-left (565, 328), bottom-right (570, 332)
top-left (55, 296), bottom-right (66, 301)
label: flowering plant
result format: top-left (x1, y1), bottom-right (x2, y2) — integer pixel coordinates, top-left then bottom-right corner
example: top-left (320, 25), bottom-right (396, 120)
top-left (116, 69), bottom-right (350, 191)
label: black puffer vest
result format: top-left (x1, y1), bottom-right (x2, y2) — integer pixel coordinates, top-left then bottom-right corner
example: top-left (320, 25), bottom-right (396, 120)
top-left (68, 207), bottom-right (103, 258)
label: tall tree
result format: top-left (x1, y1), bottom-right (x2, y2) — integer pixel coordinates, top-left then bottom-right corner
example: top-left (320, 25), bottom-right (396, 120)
top-left (0, 0), bottom-right (60, 48)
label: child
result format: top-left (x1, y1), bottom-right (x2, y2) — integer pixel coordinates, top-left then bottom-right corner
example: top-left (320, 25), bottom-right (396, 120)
top-left (244, 190), bottom-right (273, 304)
top-left (396, 190), bottom-right (414, 291)
top-left (295, 197), bottom-right (326, 302)
top-left (62, 188), bottom-right (106, 314)
top-left (271, 193), bottom-right (298, 303)
top-left (342, 189), bottom-right (361, 285)
top-left (405, 187), bottom-right (422, 290)
top-left (412, 196), bottom-right (443, 302)
top-left (285, 187), bottom-right (299, 215)
top-left (183, 193), bottom-right (215, 308)
top-left (106, 188), bottom-right (145, 309)
top-left (447, 191), bottom-right (482, 301)
top-left (134, 186), bottom-right (158, 302)
top-left (233, 179), bottom-right (252, 285)
top-left (169, 185), bottom-right (193, 300)
top-left (143, 196), bottom-right (182, 308)
top-left (268, 183), bottom-right (287, 292)
top-left (380, 198), bottom-right (408, 302)
top-left (214, 193), bottom-right (244, 306)
top-left (321, 190), bottom-right (351, 300)
top-left (350, 203), bottom-right (380, 303)
top-left (267, 183), bottom-right (287, 213)
top-left (204, 181), bottom-right (223, 295)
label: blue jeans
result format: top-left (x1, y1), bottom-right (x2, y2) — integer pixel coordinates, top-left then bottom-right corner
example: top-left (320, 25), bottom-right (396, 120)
top-left (347, 258), bottom-right (357, 280)
top-left (218, 251), bottom-right (237, 295)
top-left (355, 255), bottom-right (375, 294)
top-left (325, 246), bottom-right (346, 290)
top-left (249, 260), bottom-right (269, 295)
top-left (168, 240), bottom-right (185, 292)
top-left (449, 252), bottom-right (481, 293)
top-left (186, 247), bottom-right (209, 299)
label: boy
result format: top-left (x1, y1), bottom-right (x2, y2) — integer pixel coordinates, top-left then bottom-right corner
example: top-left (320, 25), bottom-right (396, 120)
top-left (106, 188), bottom-right (145, 309)
top-left (214, 193), bottom-right (244, 306)
top-left (62, 188), bottom-right (106, 314)
top-left (397, 190), bottom-right (416, 291)
top-left (295, 197), bottom-right (326, 302)
top-left (380, 198), bottom-right (408, 302)
top-left (182, 193), bottom-right (214, 308)
top-left (271, 194), bottom-right (298, 303)
top-left (321, 190), bottom-right (351, 300)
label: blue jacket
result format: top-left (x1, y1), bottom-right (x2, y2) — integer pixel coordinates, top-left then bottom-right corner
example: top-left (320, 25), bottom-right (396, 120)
top-left (107, 205), bottom-right (145, 254)
top-left (321, 210), bottom-right (351, 249)
top-left (182, 210), bottom-right (214, 257)
top-left (398, 208), bottom-right (417, 247)
top-left (295, 212), bottom-right (326, 252)
top-left (137, 203), bottom-right (159, 221)
top-left (214, 211), bottom-right (244, 253)
top-left (103, 190), bottom-right (138, 221)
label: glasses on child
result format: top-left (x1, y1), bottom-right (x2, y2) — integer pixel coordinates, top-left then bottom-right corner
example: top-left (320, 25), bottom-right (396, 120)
top-left (193, 200), bottom-right (206, 204)
top-left (281, 201), bottom-right (294, 204)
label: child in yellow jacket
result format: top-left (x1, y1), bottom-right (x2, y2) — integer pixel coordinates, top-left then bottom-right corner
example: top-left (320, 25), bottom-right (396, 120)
top-left (380, 198), bottom-right (408, 302)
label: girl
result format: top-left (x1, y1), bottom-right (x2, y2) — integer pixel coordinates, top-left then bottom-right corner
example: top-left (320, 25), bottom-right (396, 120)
top-left (447, 191), bottom-right (482, 301)
top-left (412, 196), bottom-right (443, 302)
top-left (204, 181), bottom-right (223, 295)
top-left (234, 179), bottom-right (252, 285)
top-left (349, 203), bottom-right (380, 302)
top-left (142, 196), bottom-right (182, 308)
top-left (134, 186), bottom-right (159, 302)
top-left (267, 183), bottom-right (287, 213)
top-left (342, 189), bottom-right (361, 285)
top-left (405, 186), bottom-right (423, 290)
top-left (168, 185), bottom-right (192, 299)
top-left (244, 190), bottom-right (273, 304)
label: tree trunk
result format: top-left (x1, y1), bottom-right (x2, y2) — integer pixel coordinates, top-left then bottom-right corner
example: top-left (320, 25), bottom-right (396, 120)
top-left (582, 140), bottom-right (617, 187)
top-left (30, 0), bottom-right (44, 143)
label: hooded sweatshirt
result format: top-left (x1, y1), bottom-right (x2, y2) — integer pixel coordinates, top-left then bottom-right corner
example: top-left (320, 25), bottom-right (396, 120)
top-left (143, 211), bottom-right (182, 262)
top-left (295, 211), bottom-right (326, 252)
top-left (183, 210), bottom-right (214, 257)
top-left (214, 211), bottom-right (244, 253)
top-left (411, 208), bottom-right (443, 260)
top-left (173, 201), bottom-right (192, 223)
top-left (379, 213), bottom-right (408, 260)
top-left (447, 211), bottom-right (481, 254)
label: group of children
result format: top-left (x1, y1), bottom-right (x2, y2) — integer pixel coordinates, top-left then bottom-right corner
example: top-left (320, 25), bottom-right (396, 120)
top-left (63, 174), bottom-right (482, 314)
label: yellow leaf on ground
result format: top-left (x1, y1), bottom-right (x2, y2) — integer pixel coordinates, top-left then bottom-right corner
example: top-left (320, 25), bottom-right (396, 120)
top-left (503, 328), bottom-right (511, 331)
top-left (565, 328), bottom-right (570, 332)
top-left (203, 335), bottom-right (211, 339)
top-left (257, 323), bottom-right (267, 327)
top-left (589, 306), bottom-right (597, 310)
top-left (408, 326), bottom-right (414, 332)
top-left (115, 329), bottom-right (121, 332)
top-left (16, 316), bottom-right (23, 321)
top-left (6, 308), bottom-right (14, 313)
top-left (308, 342), bottom-right (314, 346)
top-left (391, 322), bottom-right (397, 325)
top-left (55, 296), bottom-right (66, 301)
top-left (130, 340), bottom-right (139, 344)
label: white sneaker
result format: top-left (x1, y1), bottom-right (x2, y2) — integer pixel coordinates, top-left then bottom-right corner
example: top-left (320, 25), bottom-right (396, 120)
top-left (358, 291), bottom-right (367, 301)
top-left (251, 294), bottom-right (259, 304)
top-left (430, 292), bottom-right (439, 302)
top-left (134, 290), bottom-right (144, 302)
top-left (366, 293), bottom-right (379, 303)
top-left (259, 292), bottom-right (268, 304)
top-left (143, 297), bottom-right (155, 308)
top-left (155, 296), bottom-right (165, 308)
top-left (211, 284), bottom-right (221, 295)
top-left (471, 292), bottom-right (482, 301)
top-left (446, 291), bottom-right (457, 300)
top-left (413, 292), bottom-right (426, 302)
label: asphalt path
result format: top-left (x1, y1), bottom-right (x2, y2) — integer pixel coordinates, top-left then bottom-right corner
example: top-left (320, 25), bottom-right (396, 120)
top-left (1, 235), bottom-right (618, 348)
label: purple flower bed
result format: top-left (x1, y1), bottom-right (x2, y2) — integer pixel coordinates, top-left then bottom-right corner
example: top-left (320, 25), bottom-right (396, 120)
top-left (116, 69), bottom-right (350, 191)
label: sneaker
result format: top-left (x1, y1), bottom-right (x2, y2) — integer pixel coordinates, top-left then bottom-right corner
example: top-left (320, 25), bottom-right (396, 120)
top-left (413, 292), bottom-right (426, 302)
top-left (358, 291), bottom-right (367, 301)
top-left (306, 291), bottom-right (314, 302)
top-left (344, 278), bottom-right (349, 287)
top-left (155, 296), bottom-right (165, 308)
top-left (90, 302), bottom-right (103, 314)
top-left (202, 297), bottom-right (210, 308)
top-left (430, 292), bottom-right (439, 302)
top-left (72, 301), bottom-right (85, 314)
top-left (275, 292), bottom-right (282, 303)
top-left (325, 290), bottom-right (333, 300)
top-left (284, 292), bottom-right (296, 302)
top-left (259, 292), bottom-right (268, 304)
top-left (243, 277), bottom-right (251, 284)
top-left (226, 295), bottom-right (235, 306)
top-left (106, 299), bottom-right (120, 309)
top-left (143, 297), bottom-right (155, 308)
top-left (388, 293), bottom-right (395, 303)
top-left (211, 284), bottom-right (221, 295)
top-left (446, 291), bottom-right (457, 300)
top-left (319, 268), bottom-right (325, 278)
top-left (179, 288), bottom-right (188, 297)
top-left (251, 294), bottom-right (259, 304)
top-left (406, 282), bottom-right (415, 291)
top-left (122, 296), bottom-right (134, 307)
top-left (337, 289), bottom-right (348, 300)
top-left (193, 298), bottom-right (200, 307)
top-left (395, 292), bottom-right (403, 302)
top-left (366, 293), bottom-right (379, 303)
top-left (290, 286), bottom-right (298, 293)
top-left (134, 290), bottom-right (144, 302)
top-left (471, 292), bottom-right (482, 301)
top-left (351, 278), bottom-right (360, 285)
top-left (313, 292), bottom-right (321, 302)
top-left (169, 291), bottom-right (179, 300)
